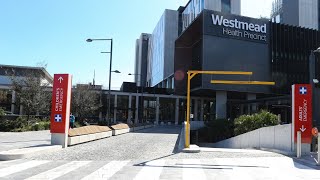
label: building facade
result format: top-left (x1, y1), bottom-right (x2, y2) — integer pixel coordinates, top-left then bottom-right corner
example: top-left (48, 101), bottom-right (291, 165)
top-left (271, 0), bottom-right (319, 30)
top-left (130, 0), bottom-right (320, 124)
top-left (0, 65), bottom-right (53, 114)
top-left (137, 0), bottom-right (241, 89)
top-left (146, 9), bottom-right (179, 88)
top-left (175, 9), bottom-right (320, 122)
top-left (134, 33), bottom-right (151, 87)
top-left (182, 0), bottom-right (241, 31)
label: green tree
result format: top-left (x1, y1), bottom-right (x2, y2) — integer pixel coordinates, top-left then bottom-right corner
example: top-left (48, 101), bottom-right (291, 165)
top-left (198, 118), bottom-right (234, 143)
top-left (71, 84), bottom-right (101, 123)
top-left (10, 69), bottom-right (51, 123)
top-left (0, 108), bottom-right (5, 116)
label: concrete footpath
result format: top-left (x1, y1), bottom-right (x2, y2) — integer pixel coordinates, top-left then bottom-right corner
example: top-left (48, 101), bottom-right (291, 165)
top-left (1, 129), bottom-right (320, 171)
top-left (0, 130), bottom-right (61, 160)
top-left (0, 130), bottom-right (51, 152)
top-left (202, 147), bottom-right (320, 170)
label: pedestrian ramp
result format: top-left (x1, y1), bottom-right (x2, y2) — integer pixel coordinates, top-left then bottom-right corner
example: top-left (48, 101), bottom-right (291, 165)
top-left (0, 157), bottom-right (317, 179)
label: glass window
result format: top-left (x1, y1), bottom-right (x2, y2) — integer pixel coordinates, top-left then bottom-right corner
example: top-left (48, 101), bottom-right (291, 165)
top-left (148, 13), bottom-right (165, 86)
top-left (182, 0), bottom-right (205, 31)
top-left (159, 97), bottom-right (176, 124)
top-left (275, 14), bottom-right (281, 23)
top-left (221, 0), bottom-right (231, 13)
top-left (116, 95), bottom-right (129, 123)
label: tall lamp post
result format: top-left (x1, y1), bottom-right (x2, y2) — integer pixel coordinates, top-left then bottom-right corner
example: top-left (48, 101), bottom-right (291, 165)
top-left (86, 38), bottom-right (120, 125)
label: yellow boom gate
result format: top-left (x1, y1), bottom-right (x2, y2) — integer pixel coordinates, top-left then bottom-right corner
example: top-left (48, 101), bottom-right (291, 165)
top-left (185, 70), bottom-right (275, 148)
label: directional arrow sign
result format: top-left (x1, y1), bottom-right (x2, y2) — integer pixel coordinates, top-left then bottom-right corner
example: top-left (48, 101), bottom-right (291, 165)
top-left (51, 74), bottom-right (72, 134)
top-left (292, 84), bottom-right (312, 143)
top-left (58, 76), bottom-right (64, 83)
top-left (300, 125), bottom-right (306, 132)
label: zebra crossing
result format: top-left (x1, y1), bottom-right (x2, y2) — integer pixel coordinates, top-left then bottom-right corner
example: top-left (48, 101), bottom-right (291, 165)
top-left (0, 158), bottom-right (318, 180)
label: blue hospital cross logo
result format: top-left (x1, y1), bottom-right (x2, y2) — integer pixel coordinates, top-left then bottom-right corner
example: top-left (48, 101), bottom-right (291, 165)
top-left (54, 114), bottom-right (62, 122)
top-left (299, 87), bottom-right (307, 95)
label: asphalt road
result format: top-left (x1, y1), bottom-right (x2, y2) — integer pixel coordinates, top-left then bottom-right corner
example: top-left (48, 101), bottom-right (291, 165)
top-left (27, 126), bottom-right (181, 161)
top-left (2, 126), bottom-right (319, 179)
top-left (24, 126), bottom-right (286, 162)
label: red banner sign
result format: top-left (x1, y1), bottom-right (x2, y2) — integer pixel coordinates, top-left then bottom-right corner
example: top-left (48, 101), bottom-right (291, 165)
top-left (292, 84), bottom-right (312, 143)
top-left (50, 74), bottom-right (72, 134)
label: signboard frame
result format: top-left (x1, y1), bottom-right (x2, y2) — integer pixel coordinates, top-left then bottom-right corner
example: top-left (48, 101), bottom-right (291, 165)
top-left (292, 84), bottom-right (312, 144)
top-left (50, 74), bottom-right (72, 148)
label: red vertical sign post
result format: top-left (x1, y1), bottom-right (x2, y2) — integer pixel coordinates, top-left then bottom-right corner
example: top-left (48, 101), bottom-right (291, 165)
top-left (292, 84), bottom-right (312, 144)
top-left (50, 74), bottom-right (72, 148)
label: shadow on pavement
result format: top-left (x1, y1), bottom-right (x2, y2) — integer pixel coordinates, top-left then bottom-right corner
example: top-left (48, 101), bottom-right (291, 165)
top-left (292, 153), bottom-right (320, 170)
top-left (175, 163), bottom-right (269, 168)
top-left (130, 125), bottom-right (182, 134)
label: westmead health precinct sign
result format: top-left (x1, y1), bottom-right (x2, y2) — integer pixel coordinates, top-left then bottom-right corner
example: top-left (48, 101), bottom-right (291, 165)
top-left (204, 10), bottom-right (269, 43)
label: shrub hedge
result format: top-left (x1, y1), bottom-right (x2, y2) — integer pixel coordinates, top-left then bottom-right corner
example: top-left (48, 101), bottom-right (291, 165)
top-left (234, 110), bottom-right (279, 135)
top-left (197, 110), bottom-right (279, 143)
top-left (0, 108), bottom-right (5, 116)
top-left (198, 118), bottom-right (234, 143)
top-left (0, 116), bottom-right (50, 132)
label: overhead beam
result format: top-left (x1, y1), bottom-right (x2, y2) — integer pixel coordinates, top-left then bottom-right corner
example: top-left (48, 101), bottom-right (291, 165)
top-left (189, 70), bottom-right (253, 75)
top-left (211, 80), bottom-right (275, 85)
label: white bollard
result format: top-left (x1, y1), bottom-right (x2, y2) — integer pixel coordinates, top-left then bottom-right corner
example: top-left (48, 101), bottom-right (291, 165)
top-left (318, 132), bottom-right (320, 165)
top-left (297, 131), bottom-right (301, 158)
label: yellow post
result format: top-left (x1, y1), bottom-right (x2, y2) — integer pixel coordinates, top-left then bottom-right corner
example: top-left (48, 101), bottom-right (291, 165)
top-left (185, 72), bottom-right (191, 148)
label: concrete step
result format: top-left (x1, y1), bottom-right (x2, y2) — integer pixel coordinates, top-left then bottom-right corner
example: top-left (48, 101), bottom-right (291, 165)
top-left (0, 145), bottom-right (62, 161)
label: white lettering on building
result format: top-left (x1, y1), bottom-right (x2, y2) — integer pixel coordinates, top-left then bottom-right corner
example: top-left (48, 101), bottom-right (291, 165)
top-left (212, 14), bottom-right (267, 42)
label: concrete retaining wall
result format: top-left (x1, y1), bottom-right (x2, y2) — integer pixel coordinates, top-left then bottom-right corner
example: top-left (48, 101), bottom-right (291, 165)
top-left (68, 124), bottom-right (155, 146)
top-left (68, 131), bottom-right (112, 146)
top-left (214, 124), bottom-right (293, 152)
top-left (113, 128), bottom-right (130, 136)
top-left (114, 124), bottom-right (154, 135)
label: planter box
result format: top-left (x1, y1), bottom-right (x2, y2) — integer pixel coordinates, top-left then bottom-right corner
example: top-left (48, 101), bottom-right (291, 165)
top-left (68, 131), bottom-right (112, 146)
top-left (112, 128), bottom-right (130, 136)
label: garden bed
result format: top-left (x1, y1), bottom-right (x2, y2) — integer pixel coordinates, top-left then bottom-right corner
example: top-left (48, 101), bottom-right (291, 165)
top-left (67, 125), bottom-right (112, 146)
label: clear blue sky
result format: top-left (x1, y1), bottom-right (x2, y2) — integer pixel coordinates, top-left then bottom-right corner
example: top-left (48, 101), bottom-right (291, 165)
top-left (0, 0), bottom-right (272, 89)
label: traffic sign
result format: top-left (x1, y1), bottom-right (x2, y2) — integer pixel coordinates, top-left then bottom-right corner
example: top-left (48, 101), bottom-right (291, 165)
top-left (50, 74), bottom-right (72, 134)
top-left (292, 84), bottom-right (312, 143)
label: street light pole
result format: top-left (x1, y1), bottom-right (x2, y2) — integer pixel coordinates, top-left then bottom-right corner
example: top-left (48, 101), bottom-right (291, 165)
top-left (86, 38), bottom-right (120, 125)
top-left (107, 39), bottom-right (113, 125)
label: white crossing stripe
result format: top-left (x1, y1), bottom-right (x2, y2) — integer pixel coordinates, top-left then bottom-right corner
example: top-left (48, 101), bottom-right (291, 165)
top-left (26, 161), bottom-right (91, 180)
top-left (0, 159), bottom-right (23, 166)
top-left (183, 159), bottom-right (206, 180)
top-left (81, 160), bottom-right (129, 180)
top-left (0, 160), bottom-right (50, 177)
top-left (134, 160), bottom-right (165, 180)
